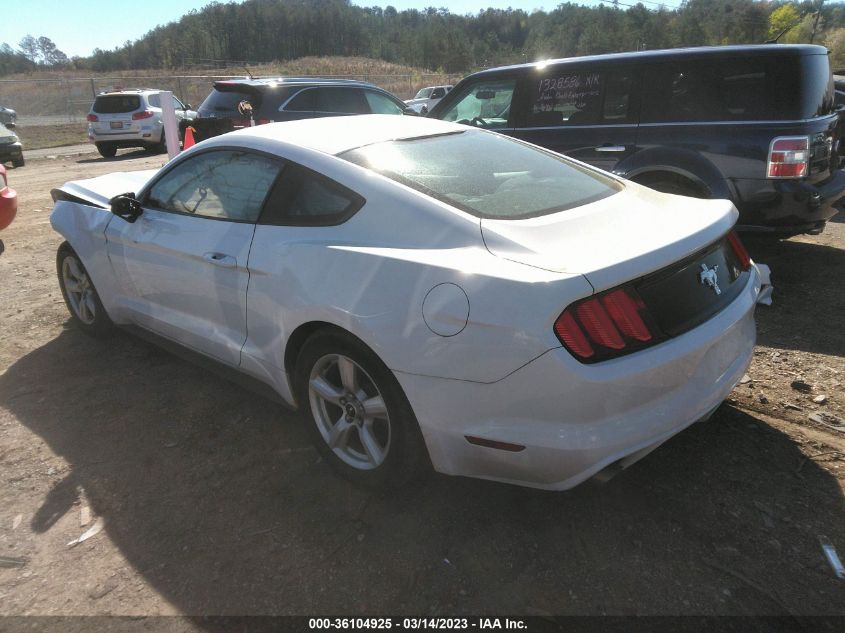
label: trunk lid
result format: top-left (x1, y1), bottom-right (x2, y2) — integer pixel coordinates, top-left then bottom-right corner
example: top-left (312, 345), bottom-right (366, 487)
top-left (480, 182), bottom-right (738, 292)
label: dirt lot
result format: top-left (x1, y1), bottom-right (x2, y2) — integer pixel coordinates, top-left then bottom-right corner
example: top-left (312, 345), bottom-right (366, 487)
top-left (0, 150), bottom-right (844, 623)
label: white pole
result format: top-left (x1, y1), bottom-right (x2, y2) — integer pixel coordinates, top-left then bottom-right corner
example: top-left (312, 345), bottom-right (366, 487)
top-left (159, 91), bottom-right (181, 159)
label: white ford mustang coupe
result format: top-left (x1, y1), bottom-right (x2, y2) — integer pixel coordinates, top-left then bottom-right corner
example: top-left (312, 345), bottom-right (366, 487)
top-left (50, 115), bottom-right (761, 490)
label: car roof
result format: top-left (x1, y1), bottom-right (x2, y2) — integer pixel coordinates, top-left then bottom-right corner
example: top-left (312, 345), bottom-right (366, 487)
top-left (468, 44), bottom-right (828, 78)
top-left (96, 90), bottom-right (158, 97)
top-left (222, 114), bottom-right (467, 156)
top-left (213, 77), bottom-right (379, 90)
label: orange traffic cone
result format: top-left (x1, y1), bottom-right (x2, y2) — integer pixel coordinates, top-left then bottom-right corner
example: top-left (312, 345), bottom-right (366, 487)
top-left (183, 126), bottom-right (196, 150)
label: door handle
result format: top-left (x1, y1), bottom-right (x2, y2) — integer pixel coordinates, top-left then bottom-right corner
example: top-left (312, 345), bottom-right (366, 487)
top-left (203, 252), bottom-right (237, 268)
top-left (595, 145), bottom-right (626, 152)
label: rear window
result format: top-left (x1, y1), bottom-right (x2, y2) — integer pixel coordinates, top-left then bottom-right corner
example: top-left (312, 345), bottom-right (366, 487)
top-left (93, 95), bottom-right (141, 114)
top-left (641, 54), bottom-right (834, 123)
top-left (198, 87), bottom-right (260, 115)
top-left (341, 131), bottom-right (620, 220)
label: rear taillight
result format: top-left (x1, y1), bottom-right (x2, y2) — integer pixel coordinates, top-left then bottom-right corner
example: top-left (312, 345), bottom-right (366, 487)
top-left (767, 136), bottom-right (809, 179)
top-left (726, 230), bottom-right (751, 271)
top-left (87, 114), bottom-right (98, 122)
top-left (555, 286), bottom-right (660, 362)
top-left (132, 109), bottom-right (154, 120)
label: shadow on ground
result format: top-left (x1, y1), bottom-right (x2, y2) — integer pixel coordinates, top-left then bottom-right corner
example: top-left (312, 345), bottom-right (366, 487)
top-left (744, 234), bottom-right (845, 358)
top-left (77, 149), bottom-right (160, 164)
top-left (1, 327), bottom-right (844, 618)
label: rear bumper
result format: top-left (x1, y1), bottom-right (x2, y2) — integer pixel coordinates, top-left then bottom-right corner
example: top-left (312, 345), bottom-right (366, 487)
top-left (0, 142), bottom-right (22, 162)
top-left (396, 267), bottom-right (760, 490)
top-left (734, 169), bottom-right (845, 233)
top-left (88, 124), bottom-right (162, 145)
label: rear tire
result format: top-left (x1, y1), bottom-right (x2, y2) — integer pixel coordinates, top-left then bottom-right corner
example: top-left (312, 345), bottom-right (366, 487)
top-left (96, 143), bottom-right (117, 158)
top-left (12, 156), bottom-right (24, 168)
top-left (295, 330), bottom-right (429, 489)
top-left (56, 243), bottom-right (113, 337)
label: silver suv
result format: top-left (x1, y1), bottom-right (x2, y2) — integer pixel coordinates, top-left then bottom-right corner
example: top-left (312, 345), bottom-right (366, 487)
top-left (87, 89), bottom-right (196, 158)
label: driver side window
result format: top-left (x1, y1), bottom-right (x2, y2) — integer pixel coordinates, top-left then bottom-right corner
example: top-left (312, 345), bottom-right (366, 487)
top-left (439, 79), bottom-right (515, 129)
top-left (145, 150), bottom-right (282, 222)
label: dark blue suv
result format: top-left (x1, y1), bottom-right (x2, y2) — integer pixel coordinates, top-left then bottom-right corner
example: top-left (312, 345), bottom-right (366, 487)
top-left (429, 44), bottom-right (844, 235)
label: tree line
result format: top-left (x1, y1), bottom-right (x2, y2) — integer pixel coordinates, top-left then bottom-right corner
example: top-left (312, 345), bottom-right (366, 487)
top-left (4, 0), bottom-right (845, 77)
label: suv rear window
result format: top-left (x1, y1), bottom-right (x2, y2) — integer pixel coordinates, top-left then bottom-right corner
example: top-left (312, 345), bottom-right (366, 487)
top-left (641, 54), bottom-right (834, 123)
top-left (93, 95), bottom-right (141, 114)
top-left (341, 131), bottom-right (620, 220)
top-left (199, 88), bottom-right (260, 115)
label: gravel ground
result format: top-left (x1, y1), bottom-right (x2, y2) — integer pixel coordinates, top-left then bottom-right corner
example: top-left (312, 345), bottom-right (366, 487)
top-left (0, 152), bottom-right (844, 623)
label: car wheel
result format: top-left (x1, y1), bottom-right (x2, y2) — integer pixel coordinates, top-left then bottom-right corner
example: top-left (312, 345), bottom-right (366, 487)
top-left (57, 243), bottom-right (113, 337)
top-left (420, 106), bottom-right (428, 115)
top-left (96, 143), bottom-right (117, 158)
top-left (12, 156), bottom-right (24, 168)
top-left (295, 330), bottom-right (429, 489)
top-left (157, 131), bottom-right (168, 154)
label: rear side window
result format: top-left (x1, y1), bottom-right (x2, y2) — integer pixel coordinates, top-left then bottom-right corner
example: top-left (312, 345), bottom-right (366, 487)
top-left (341, 130), bottom-right (620, 220)
top-left (93, 95), bottom-right (141, 114)
top-left (285, 89), bottom-right (316, 112)
top-left (314, 88), bottom-right (368, 114)
top-left (431, 87), bottom-right (446, 99)
top-left (261, 164), bottom-right (364, 226)
top-left (145, 150), bottom-right (282, 222)
top-left (147, 94), bottom-right (160, 108)
top-left (641, 55), bottom-right (833, 123)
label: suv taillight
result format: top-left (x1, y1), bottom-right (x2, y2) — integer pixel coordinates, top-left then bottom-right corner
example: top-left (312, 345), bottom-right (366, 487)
top-left (132, 109), bottom-right (154, 120)
top-left (554, 286), bottom-right (662, 362)
top-left (87, 114), bottom-right (98, 122)
top-left (767, 136), bottom-right (809, 179)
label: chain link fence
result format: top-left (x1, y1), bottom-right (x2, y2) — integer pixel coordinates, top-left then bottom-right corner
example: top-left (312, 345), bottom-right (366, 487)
top-left (0, 73), bottom-right (463, 126)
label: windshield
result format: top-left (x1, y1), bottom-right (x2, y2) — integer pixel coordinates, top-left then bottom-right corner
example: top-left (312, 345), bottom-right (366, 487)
top-left (414, 88), bottom-right (433, 99)
top-left (341, 131), bottom-right (620, 220)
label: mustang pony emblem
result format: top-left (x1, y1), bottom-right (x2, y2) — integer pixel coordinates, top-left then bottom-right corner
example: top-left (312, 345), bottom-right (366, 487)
top-left (699, 263), bottom-right (721, 295)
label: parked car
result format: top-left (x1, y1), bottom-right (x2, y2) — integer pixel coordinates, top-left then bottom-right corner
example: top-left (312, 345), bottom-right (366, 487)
top-left (404, 85), bottom-right (452, 114)
top-left (50, 115), bottom-right (761, 490)
top-left (0, 106), bottom-right (16, 128)
top-left (87, 89), bottom-right (196, 158)
top-left (187, 78), bottom-right (410, 142)
top-left (0, 164), bottom-right (17, 256)
top-left (429, 44), bottom-right (844, 236)
top-left (0, 123), bottom-right (23, 168)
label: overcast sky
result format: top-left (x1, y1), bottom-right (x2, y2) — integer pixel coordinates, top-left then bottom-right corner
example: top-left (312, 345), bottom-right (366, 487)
top-left (2, 0), bottom-right (565, 59)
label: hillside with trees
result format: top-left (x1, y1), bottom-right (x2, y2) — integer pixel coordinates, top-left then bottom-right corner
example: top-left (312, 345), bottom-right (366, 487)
top-left (4, 0), bottom-right (845, 76)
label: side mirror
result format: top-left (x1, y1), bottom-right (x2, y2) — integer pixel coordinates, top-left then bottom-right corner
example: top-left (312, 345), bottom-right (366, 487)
top-left (110, 193), bottom-right (142, 223)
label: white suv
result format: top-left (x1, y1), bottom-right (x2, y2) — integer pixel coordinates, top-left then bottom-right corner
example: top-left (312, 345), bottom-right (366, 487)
top-left (87, 89), bottom-right (196, 158)
top-left (403, 85), bottom-right (452, 114)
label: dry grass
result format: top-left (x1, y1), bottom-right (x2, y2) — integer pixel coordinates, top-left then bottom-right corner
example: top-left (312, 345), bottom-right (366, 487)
top-left (16, 123), bottom-right (87, 150)
top-left (0, 56), bottom-right (461, 123)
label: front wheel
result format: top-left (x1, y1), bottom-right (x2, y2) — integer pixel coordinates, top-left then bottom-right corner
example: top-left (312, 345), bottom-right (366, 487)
top-left (57, 243), bottom-right (113, 337)
top-left (12, 156), bottom-right (24, 168)
top-left (295, 330), bottom-right (428, 489)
